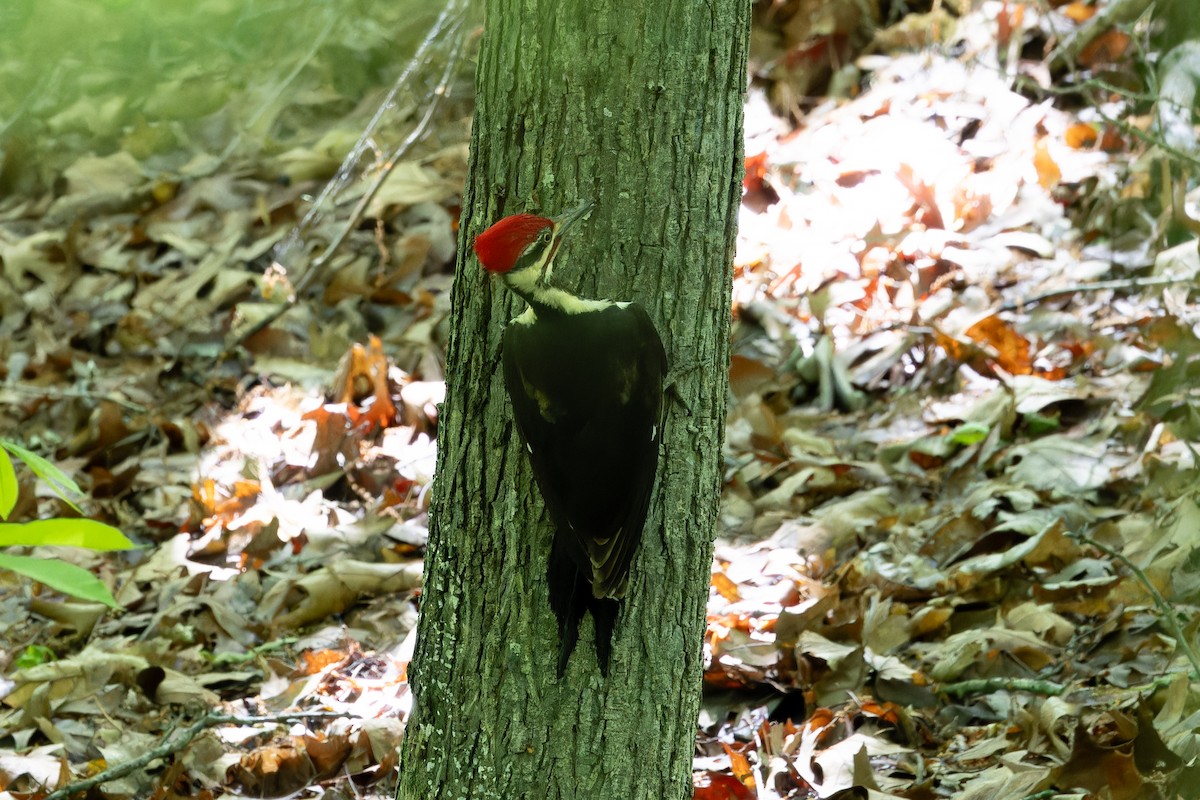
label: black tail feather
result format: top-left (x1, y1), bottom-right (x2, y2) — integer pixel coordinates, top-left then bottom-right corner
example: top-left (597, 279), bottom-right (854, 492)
top-left (547, 534), bottom-right (619, 677)
top-left (589, 595), bottom-right (618, 677)
top-left (547, 535), bottom-right (585, 677)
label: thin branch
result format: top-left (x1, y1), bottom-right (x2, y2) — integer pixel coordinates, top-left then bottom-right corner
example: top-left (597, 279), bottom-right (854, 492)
top-left (0, 384), bottom-right (150, 414)
top-left (43, 711), bottom-right (353, 800)
top-left (1094, 105), bottom-right (1200, 172)
top-left (293, 17), bottom-right (469, 301)
top-left (1081, 533), bottom-right (1200, 680)
top-left (225, 0), bottom-right (471, 355)
top-left (939, 677), bottom-right (1066, 698)
top-left (281, 0), bottom-right (468, 257)
top-left (996, 275), bottom-right (1188, 313)
top-left (1047, 0), bottom-right (1155, 72)
top-left (209, 9), bottom-right (340, 174)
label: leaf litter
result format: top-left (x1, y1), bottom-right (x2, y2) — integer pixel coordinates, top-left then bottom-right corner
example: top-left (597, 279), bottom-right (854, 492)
top-left (707, 2), bottom-right (1200, 798)
top-left (1, 0), bottom-right (1200, 798)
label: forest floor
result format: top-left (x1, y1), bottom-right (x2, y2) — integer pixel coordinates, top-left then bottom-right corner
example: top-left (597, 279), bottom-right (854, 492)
top-left (2, 1), bottom-right (1199, 799)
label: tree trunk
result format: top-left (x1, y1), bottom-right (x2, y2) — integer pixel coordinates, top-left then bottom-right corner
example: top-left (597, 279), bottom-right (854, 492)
top-left (397, 1), bottom-right (747, 798)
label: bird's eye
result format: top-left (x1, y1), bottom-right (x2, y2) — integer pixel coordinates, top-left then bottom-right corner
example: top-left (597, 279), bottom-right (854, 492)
top-left (540, 229), bottom-right (551, 242)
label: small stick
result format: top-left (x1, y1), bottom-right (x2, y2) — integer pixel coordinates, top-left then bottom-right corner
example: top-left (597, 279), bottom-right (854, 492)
top-left (43, 711), bottom-right (353, 800)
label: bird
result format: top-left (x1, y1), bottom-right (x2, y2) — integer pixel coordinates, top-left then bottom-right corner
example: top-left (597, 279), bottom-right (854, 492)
top-left (473, 201), bottom-right (667, 676)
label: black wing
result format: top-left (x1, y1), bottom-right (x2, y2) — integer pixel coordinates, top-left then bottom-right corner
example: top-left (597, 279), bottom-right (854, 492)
top-left (502, 302), bottom-right (666, 599)
top-left (503, 302), bottom-right (666, 675)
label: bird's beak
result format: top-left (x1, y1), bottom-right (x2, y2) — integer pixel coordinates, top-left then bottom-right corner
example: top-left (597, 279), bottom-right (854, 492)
top-left (552, 200), bottom-right (594, 239)
top-left (541, 200), bottom-right (594, 284)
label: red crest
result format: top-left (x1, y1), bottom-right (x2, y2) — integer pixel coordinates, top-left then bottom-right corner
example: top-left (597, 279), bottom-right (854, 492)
top-left (473, 214), bottom-right (553, 273)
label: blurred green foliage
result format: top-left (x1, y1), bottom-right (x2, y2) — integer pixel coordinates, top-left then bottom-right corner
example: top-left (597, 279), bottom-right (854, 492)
top-left (1155, 0), bottom-right (1200, 52)
top-left (0, 0), bottom-right (453, 194)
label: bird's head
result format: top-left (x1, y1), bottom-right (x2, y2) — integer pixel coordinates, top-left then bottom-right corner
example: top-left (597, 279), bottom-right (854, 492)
top-left (473, 201), bottom-right (593, 287)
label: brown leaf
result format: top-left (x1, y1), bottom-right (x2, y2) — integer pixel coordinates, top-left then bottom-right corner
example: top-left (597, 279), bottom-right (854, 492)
top-left (233, 741), bottom-right (314, 797)
top-left (729, 354), bottom-right (777, 399)
top-left (996, 0), bottom-right (1025, 49)
top-left (1054, 718), bottom-right (1143, 800)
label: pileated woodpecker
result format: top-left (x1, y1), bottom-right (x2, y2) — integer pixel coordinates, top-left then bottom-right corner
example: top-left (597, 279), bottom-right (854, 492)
top-left (473, 201), bottom-right (667, 676)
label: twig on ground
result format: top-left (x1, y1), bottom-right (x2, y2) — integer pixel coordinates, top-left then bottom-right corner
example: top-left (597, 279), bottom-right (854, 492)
top-left (1081, 533), bottom-right (1200, 681)
top-left (43, 711), bottom-right (354, 800)
top-left (1, 384), bottom-right (150, 414)
top-left (939, 677), bottom-right (1066, 698)
top-left (997, 275), bottom-right (1186, 313)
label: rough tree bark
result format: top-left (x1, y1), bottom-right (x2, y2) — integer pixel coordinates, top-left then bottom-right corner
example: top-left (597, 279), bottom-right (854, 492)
top-left (397, 1), bottom-right (748, 798)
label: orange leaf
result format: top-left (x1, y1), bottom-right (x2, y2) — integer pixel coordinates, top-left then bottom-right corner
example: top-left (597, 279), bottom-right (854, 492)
top-left (1063, 1), bottom-right (1096, 21)
top-left (1033, 138), bottom-right (1061, 189)
top-left (1079, 29), bottom-right (1130, 66)
top-left (334, 335), bottom-right (398, 431)
top-left (1064, 122), bottom-right (1098, 149)
top-left (299, 648), bottom-right (348, 675)
top-left (859, 699), bottom-right (902, 725)
top-left (807, 707), bottom-right (835, 729)
top-left (722, 743), bottom-right (756, 788)
top-left (908, 450), bottom-right (944, 471)
top-left (933, 329), bottom-right (971, 363)
top-left (693, 771), bottom-right (755, 800)
top-left (711, 571), bottom-right (742, 602)
top-left (965, 315), bottom-right (1033, 375)
top-left (997, 0), bottom-right (1025, 47)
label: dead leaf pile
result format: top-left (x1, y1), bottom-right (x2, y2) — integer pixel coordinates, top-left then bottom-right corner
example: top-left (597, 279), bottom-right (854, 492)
top-left (705, 2), bottom-right (1200, 797)
top-left (1, 2), bottom-right (469, 796)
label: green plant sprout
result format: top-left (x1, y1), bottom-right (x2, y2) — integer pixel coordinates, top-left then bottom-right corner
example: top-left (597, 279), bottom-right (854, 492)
top-left (0, 438), bottom-right (133, 608)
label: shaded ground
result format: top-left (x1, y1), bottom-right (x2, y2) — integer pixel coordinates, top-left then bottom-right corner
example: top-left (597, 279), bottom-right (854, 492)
top-left (2, 1), bottom-right (1200, 798)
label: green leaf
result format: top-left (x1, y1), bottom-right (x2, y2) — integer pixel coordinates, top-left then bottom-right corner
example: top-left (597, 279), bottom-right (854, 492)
top-left (0, 448), bottom-right (16, 520)
top-left (0, 439), bottom-right (83, 512)
top-left (0, 518), bottom-right (134, 550)
top-left (908, 434), bottom-right (955, 459)
top-left (0, 553), bottom-right (120, 607)
top-left (14, 644), bottom-right (56, 669)
top-left (1023, 411), bottom-right (1061, 436)
top-left (947, 422), bottom-right (989, 446)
